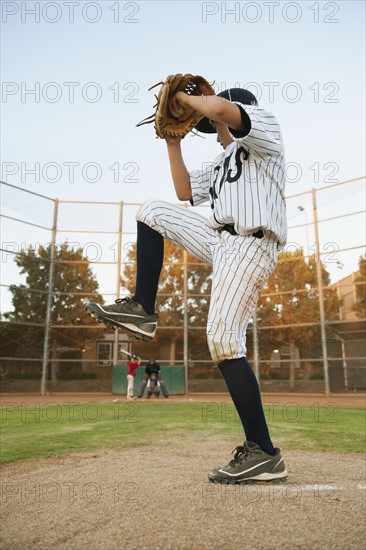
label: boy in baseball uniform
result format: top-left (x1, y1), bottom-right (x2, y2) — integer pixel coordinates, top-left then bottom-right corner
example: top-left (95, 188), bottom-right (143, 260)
top-left (86, 87), bottom-right (288, 484)
top-left (126, 354), bottom-right (140, 400)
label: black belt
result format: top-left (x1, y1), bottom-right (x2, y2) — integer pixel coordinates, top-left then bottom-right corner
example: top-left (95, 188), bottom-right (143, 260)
top-left (220, 224), bottom-right (264, 239)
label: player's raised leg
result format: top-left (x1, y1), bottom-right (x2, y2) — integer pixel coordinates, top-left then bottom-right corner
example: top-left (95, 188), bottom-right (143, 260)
top-left (85, 200), bottom-right (214, 340)
top-left (85, 218), bottom-right (163, 341)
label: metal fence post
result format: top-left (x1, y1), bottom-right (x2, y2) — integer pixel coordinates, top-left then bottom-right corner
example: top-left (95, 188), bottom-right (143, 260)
top-left (336, 281), bottom-right (349, 389)
top-left (113, 201), bottom-right (124, 366)
top-left (311, 188), bottom-right (331, 396)
top-left (40, 199), bottom-right (59, 395)
top-left (183, 249), bottom-right (188, 395)
top-left (252, 309), bottom-right (260, 381)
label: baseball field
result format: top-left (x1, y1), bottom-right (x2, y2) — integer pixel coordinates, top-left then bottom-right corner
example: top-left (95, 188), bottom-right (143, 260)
top-left (0, 393), bottom-right (365, 550)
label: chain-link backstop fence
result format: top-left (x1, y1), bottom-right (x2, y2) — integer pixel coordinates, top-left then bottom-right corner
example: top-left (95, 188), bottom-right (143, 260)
top-left (1, 178), bottom-right (365, 395)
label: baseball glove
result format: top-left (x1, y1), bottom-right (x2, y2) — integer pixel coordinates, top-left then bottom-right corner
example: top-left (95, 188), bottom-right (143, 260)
top-left (136, 74), bottom-right (215, 138)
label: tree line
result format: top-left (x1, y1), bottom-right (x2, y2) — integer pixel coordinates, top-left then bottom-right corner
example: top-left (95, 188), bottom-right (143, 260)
top-left (1, 241), bottom-right (365, 379)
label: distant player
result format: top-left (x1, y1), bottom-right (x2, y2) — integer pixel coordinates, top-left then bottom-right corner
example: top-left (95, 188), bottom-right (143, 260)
top-left (86, 86), bottom-right (287, 483)
top-left (126, 354), bottom-right (140, 400)
top-left (137, 357), bottom-right (169, 399)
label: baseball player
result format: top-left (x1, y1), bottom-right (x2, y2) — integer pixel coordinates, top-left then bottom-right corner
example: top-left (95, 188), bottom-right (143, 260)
top-left (86, 86), bottom-right (288, 483)
top-left (126, 354), bottom-right (140, 400)
top-left (137, 357), bottom-right (169, 399)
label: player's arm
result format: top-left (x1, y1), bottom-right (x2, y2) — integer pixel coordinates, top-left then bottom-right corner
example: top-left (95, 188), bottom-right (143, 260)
top-left (165, 136), bottom-right (192, 202)
top-left (174, 93), bottom-right (244, 132)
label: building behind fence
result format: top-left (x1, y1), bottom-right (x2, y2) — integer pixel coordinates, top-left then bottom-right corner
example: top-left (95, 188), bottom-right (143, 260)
top-left (1, 178), bottom-right (365, 395)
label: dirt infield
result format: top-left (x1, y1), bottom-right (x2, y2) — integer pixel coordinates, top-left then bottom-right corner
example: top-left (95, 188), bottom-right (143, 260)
top-left (1, 433), bottom-right (365, 550)
top-left (1, 394), bottom-right (365, 549)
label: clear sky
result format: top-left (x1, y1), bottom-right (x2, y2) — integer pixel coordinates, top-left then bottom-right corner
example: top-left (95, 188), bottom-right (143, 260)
top-left (1, 0), bottom-right (365, 310)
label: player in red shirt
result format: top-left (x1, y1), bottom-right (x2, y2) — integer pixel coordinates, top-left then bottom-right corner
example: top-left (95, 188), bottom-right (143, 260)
top-left (127, 354), bottom-right (141, 400)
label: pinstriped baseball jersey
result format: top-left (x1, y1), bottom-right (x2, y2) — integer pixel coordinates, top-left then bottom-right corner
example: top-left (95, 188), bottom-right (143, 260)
top-left (137, 199), bottom-right (279, 362)
top-left (190, 104), bottom-right (287, 249)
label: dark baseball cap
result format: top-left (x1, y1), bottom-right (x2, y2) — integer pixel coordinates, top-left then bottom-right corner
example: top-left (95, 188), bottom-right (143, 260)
top-left (195, 88), bottom-right (258, 134)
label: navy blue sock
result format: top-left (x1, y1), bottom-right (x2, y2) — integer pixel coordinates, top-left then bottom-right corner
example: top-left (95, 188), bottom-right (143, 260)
top-left (218, 357), bottom-right (275, 455)
top-left (132, 221), bottom-right (164, 315)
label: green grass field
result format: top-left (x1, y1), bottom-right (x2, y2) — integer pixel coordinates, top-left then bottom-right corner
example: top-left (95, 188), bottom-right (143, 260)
top-left (1, 401), bottom-right (365, 464)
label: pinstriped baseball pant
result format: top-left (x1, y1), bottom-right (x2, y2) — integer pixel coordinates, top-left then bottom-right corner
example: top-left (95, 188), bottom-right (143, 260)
top-left (137, 200), bottom-right (278, 363)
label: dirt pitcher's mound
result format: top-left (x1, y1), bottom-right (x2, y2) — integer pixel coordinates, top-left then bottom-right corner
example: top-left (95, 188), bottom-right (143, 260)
top-left (1, 435), bottom-right (365, 550)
